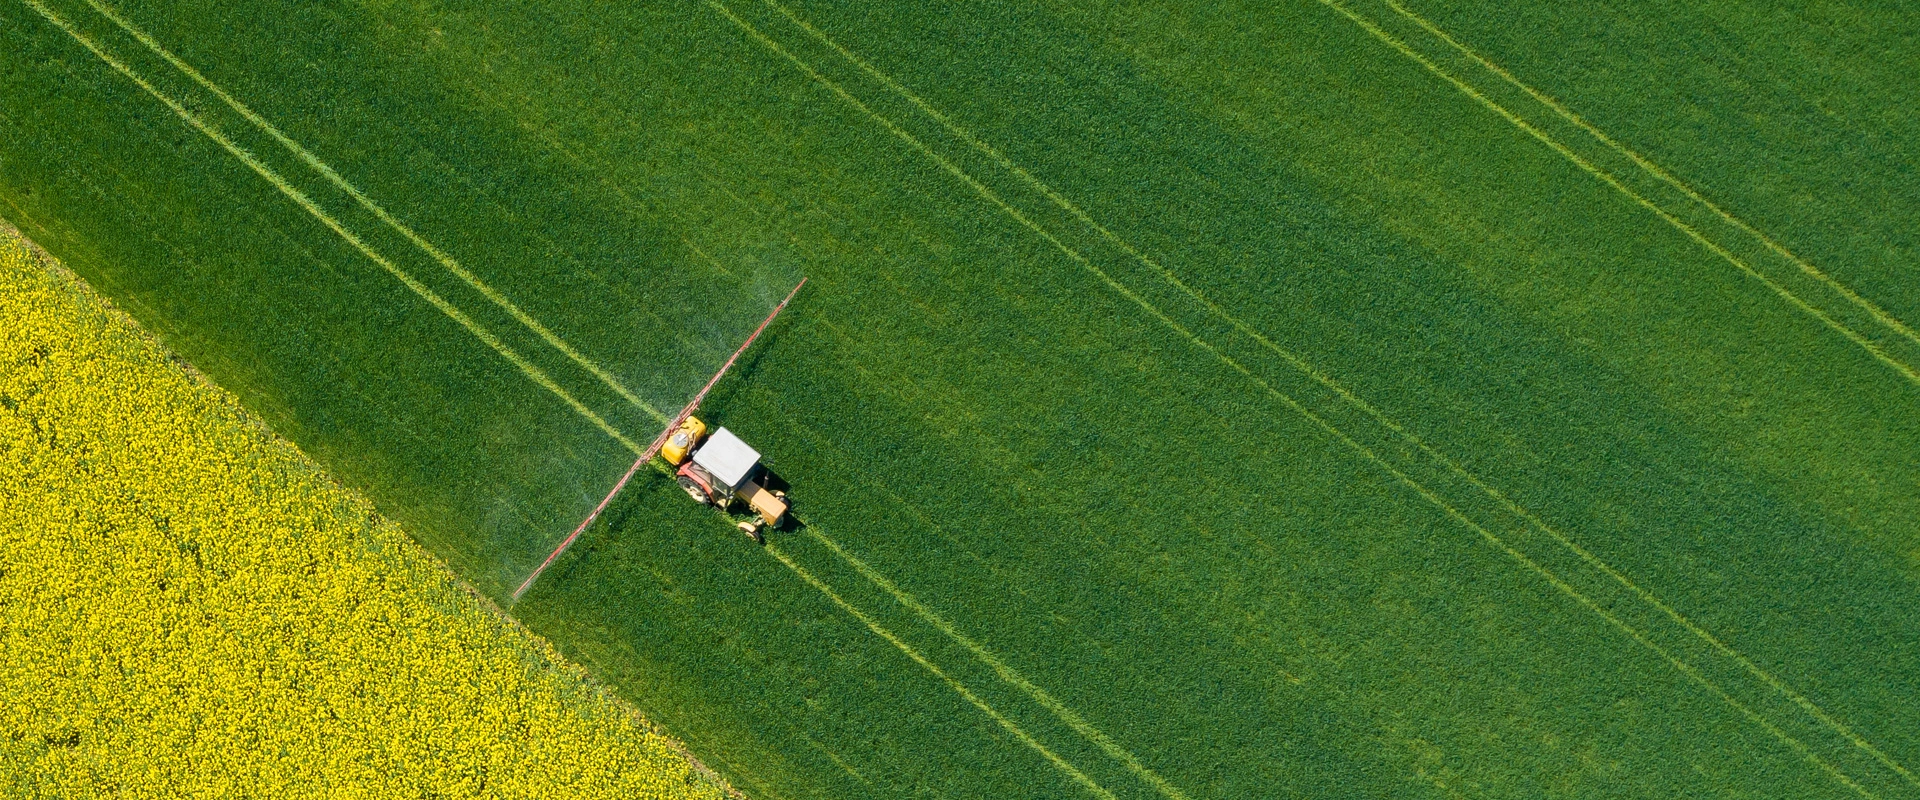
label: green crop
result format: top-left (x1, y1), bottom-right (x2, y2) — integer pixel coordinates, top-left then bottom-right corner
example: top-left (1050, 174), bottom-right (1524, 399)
top-left (2, 0), bottom-right (1915, 797)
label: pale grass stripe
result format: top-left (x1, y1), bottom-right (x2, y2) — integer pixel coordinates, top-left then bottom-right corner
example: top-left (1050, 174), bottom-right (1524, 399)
top-left (81, 0), bottom-right (669, 425)
top-left (1382, 0), bottom-right (1920, 359)
top-left (21, 0), bottom-right (643, 455)
top-left (716, 2), bottom-right (1887, 793)
top-left (766, 545), bottom-right (1120, 800)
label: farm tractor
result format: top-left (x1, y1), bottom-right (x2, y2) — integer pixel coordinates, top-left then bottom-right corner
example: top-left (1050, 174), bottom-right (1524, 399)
top-left (661, 416), bottom-right (788, 542)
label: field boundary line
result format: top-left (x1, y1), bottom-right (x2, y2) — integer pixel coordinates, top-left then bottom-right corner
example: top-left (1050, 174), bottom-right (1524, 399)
top-left (718, 2), bottom-right (1894, 791)
top-left (1381, 0), bottom-right (1920, 357)
top-left (1315, 0), bottom-right (1920, 390)
top-left (80, 0), bottom-right (670, 425)
top-left (765, 545), bottom-right (1120, 800)
top-left (18, 0), bottom-right (644, 455)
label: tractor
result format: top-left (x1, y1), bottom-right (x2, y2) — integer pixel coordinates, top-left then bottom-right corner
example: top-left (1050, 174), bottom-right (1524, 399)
top-left (661, 416), bottom-right (787, 542)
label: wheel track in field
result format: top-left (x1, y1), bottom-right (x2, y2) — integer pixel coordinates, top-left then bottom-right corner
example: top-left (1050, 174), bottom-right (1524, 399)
top-left (811, 529), bottom-right (1174, 800)
top-left (1373, 0), bottom-right (1920, 370)
top-left (716, 0), bottom-right (1912, 794)
top-left (1316, 0), bottom-right (1920, 390)
top-left (789, 234), bottom-right (1871, 800)
top-left (76, 0), bottom-right (674, 427)
top-left (1319, 0), bottom-right (1920, 788)
top-left (19, 0), bottom-right (646, 456)
top-left (23, 7), bottom-right (1141, 796)
top-left (703, 5), bottom-right (1215, 798)
top-left (24, 0), bottom-right (1910, 792)
top-left (765, 544), bottom-right (1122, 800)
top-left (22, 3), bottom-right (1144, 790)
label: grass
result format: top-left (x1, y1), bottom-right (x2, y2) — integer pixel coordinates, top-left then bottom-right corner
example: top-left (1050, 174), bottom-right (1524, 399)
top-left (0, 228), bottom-right (732, 799)
top-left (3, 0), bottom-right (1917, 797)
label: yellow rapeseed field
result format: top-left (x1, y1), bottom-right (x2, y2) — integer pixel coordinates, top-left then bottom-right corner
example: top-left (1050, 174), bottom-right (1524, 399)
top-left (0, 228), bottom-right (733, 800)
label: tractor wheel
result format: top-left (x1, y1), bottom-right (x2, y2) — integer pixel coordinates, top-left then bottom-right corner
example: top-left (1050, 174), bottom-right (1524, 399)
top-left (678, 475), bottom-right (711, 505)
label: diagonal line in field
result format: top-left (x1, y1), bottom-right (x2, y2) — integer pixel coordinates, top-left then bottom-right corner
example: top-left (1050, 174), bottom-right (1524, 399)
top-left (1380, 0), bottom-right (1920, 361)
top-left (17, 0), bottom-right (645, 455)
top-left (750, 372), bottom-right (1182, 742)
top-left (765, 545), bottom-right (1121, 800)
top-left (381, 88), bottom-right (747, 368)
top-left (805, 527), bottom-right (1195, 800)
top-left (1315, 0), bottom-right (1920, 391)
top-left (34, 8), bottom-right (1114, 792)
top-left (720, 2), bottom-right (1893, 794)
top-left (767, 0), bottom-right (1920, 392)
top-left (702, 5), bottom-right (1191, 799)
top-left (801, 733), bottom-right (875, 789)
top-left (1222, 351), bottom-right (1878, 799)
top-left (79, 0), bottom-right (671, 425)
top-left (1314, 2), bottom-right (1920, 785)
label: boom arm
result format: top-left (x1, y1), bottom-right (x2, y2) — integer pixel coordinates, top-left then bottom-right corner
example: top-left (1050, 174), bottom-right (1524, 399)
top-left (511, 277), bottom-right (808, 602)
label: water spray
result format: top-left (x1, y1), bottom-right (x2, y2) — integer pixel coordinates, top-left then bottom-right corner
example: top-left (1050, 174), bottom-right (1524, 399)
top-left (512, 277), bottom-right (808, 603)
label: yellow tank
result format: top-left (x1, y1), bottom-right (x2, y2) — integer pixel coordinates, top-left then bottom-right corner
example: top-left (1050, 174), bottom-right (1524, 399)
top-left (661, 416), bottom-right (707, 465)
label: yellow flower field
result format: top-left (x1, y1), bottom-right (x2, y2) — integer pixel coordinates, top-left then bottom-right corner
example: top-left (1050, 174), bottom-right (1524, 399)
top-left (0, 228), bottom-right (733, 799)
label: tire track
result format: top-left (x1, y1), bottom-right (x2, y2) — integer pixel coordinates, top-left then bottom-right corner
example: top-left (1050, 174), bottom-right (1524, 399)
top-left (1380, 0), bottom-right (1920, 360)
top-left (1316, 0), bottom-right (1920, 390)
top-left (20, 0), bottom-right (644, 455)
top-left (80, 0), bottom-right (672, 425)
top-left (765, 543), bottom-right (1121, 800)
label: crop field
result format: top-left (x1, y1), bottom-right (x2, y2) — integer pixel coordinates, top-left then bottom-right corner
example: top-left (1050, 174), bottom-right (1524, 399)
top-left (0, 230), bottom-right (730, 798)
top-left (2, 0), bottom-right (1916, 797)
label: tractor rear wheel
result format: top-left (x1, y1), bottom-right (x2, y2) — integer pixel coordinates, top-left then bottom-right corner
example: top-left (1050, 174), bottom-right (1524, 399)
top-left (678, 475), bottom-right (712, 505)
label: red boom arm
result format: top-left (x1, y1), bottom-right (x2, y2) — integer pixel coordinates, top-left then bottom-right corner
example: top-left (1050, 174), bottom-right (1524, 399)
top-left (512, 277), bottom-right (807, 602)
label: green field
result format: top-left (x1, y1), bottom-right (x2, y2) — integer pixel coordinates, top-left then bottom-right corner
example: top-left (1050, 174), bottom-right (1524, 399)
top-left (4, 0), bottom-right (1917, 797)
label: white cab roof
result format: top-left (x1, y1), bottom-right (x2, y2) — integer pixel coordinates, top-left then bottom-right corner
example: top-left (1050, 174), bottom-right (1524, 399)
top-left (692, 427), bottom-right (760, 489)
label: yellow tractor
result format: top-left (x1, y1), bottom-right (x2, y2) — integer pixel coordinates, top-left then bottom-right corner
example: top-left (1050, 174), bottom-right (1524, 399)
top-left (661, 416), bottom-right (788, 541)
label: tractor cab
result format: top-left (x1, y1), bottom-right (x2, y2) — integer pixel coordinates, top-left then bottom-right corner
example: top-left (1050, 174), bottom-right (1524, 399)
top-left (662, 417), bottom-right (787, 540)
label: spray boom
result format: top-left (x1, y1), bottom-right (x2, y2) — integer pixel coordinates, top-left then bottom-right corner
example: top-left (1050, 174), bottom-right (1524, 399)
top-left (512, 277), bottom-right (807, 602)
